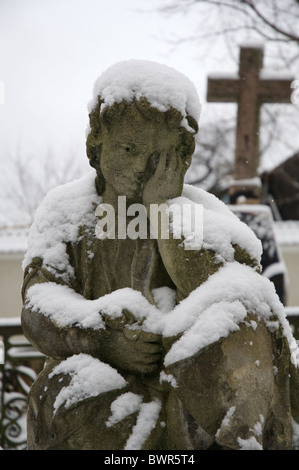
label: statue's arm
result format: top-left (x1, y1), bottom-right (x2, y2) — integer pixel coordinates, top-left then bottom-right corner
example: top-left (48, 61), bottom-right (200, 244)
top-left (156, 237), bottom-right (220, 300)
top-left (142, 148), bottom-right (223, 299)
top-left (21, 258), bottom-right (109, 358)
top-left (142, 144), bottom-right (259, 300)
top-left (156, 236), bottom-right (259, 301)
top-left (21, 259), bottom-right (161, 374)
top-left (22, 304), bottom-right (105, 358)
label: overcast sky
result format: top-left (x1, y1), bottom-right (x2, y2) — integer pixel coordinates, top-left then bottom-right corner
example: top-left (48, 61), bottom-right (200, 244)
top-left (0, 0), bottom-right (297, 185)
top-left (0, 0), bottom-right (227, 164)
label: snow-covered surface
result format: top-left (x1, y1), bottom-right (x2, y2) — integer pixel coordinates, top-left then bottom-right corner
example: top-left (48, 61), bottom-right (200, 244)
top-left (1, 219), bottom-right (298, 258)
top-left (26, 260), bottom-right (294, 367)
top-left (216, 408), bottom-right (264, 449)
top-left (159, 371), bottom-right (178, 389)
top-left (106, 392), bottom-right (143, 428)
top-left (23, 172), bottom-right (298, 367)
top-left (229, 177), bottom-right (262, 188)
top-left (22, 172), bottom-right (262, 276)
top-left (260, 69), bottom-right (294, 81)
top-left (22, 171), bottom-right (101, 280)
top-left (215, 406), bottom-right (236, 439)
top-left (49, 353), bottom-right (162, 449)
top-left (26, 282), bottom-right (157, 329)
top-left (124, 398), bottom-right (161, 450)
top-left (48, 353), bottom-right (127, 415)
top-left (155, 262), bottom-right (294, 367)
top-left (2, 195), bottom-right (299, 263)
top-left (237, 436), bottom-right (263, 450)
top-left (207, 72), bottom-right (239, 80)
top-left (87, 60), bottom-right (201, 132)
top-left (179, 185), bottom-right (262, 260)
top-left (21, 171), bottom-right (299, 434)
top-left (0, 317), bottom-right (21, 327)
top-left (26, 282), bottom-right (106, 330)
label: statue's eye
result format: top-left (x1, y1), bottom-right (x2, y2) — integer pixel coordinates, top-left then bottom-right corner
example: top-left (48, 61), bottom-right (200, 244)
top-left (120, 143), bottom-right (136, 154)
top-left (122, 144), bottom-right (135, 154)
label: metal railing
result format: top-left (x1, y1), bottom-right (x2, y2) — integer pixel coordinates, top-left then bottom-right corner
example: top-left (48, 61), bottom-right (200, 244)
top-left (0, 309), bottom-right (299, 450)
top-left (0, 318), bottom-right (44, 450)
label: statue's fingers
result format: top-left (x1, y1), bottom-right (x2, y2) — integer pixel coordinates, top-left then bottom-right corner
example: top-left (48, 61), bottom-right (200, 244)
top-left (156, 149), bottom-right (168, 173)
top-left (138, 330), bottom-right (162, 344)
top-left (167, 146), bottom-right (179, 172)
top-left (135, 352), bottom-right (161, 367)
top-left (134, 361), bottom-right (160, 375)
top-left (122, 308), bottom-right (137, 325)
top-left (134, 340), bottom-right (162, 354)
top-left (123, 327), bottom-right (161, 344)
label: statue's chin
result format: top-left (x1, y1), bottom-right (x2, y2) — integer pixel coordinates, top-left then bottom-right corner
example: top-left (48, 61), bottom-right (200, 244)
top-left (125, 193), bottom-right (143, 205)
top-left (119, 185), bottom-right (143, 203)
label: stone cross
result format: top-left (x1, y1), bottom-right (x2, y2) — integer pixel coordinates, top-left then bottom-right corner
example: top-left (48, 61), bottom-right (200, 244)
top-left (207, 46), bottom-right (294, 201)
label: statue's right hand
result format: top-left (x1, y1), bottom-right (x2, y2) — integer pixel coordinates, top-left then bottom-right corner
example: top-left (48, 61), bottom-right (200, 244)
top-left (101, 312), bottom-right (163, 375)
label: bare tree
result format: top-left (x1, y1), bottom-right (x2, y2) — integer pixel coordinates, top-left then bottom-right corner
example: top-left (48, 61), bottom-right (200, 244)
top-left (0, 146), bottom-right (89, 227)
top-left (185, 115), bottom-right (235, 195)
top-left (157, 1), bottom-right (299, 53)
top-left (155, 0), bottom-right (299, 192)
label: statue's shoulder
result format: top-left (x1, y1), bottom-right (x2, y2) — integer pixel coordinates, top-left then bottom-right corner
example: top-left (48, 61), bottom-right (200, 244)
top-left (23, 171), bottom-right (102, 271)
top-left (39, 171), bottom-right (100, 216)
top-left (179, 184), bottom-right (262, 266)
top-left (30, 171), bottom-right (102, 235)
top-left (182, 184), bottom-right (235, 216)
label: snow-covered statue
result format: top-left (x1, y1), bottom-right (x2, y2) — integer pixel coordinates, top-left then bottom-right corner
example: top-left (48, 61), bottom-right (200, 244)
top-left (22, 60), bottom-right (299, 450)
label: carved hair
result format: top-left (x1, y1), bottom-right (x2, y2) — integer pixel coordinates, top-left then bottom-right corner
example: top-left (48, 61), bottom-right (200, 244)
top-left (86, 96), bottom-right (199, 195)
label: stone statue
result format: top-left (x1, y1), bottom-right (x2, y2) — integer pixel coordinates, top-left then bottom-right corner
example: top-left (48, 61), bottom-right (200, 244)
top-left (21, 60), bottom-right (299, 450)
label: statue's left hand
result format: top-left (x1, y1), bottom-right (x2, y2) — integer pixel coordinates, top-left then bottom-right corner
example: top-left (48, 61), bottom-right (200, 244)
top-left (142, 148), bottom-right (185, 209)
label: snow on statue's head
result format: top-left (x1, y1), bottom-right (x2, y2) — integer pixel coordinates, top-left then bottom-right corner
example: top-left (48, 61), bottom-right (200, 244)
top-left (86, 59), bottom-right (201, 195)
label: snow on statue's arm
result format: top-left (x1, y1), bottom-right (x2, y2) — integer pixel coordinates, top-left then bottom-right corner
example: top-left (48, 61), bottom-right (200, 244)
top-left (21, 259), bottom-right (104, 358)
top-left (149, 184), bottom-right (263, 302)
top-left (21, 175), bottom-right (162, 374)
top-left (21, 264), bottom-right (162, 374)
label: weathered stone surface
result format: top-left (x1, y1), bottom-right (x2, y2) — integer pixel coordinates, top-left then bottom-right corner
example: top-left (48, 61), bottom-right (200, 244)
top-left (165, 314), bottom-right (293, 450)
top-left (21, 61), bottom-right (299, 450)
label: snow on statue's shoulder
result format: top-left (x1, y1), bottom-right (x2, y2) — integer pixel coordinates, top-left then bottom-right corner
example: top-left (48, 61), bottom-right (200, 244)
top-left (22, 170), bottom-right (101, 279)
top-left (88, 60), bottom-right (201, 131)
top-left (169, 184), bottom-right (262, 264)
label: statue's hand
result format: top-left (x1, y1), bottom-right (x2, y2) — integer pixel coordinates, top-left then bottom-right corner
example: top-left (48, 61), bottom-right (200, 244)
top-left (101, 310), bottom-right (162, 375)
top-left (142, 148), bottom-right (185, 209)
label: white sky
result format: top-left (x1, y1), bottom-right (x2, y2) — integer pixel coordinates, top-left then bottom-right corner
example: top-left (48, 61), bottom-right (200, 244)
top-left (0, 0), bottom-right (227, 162)
top-left (0, 0), bottom-right (297, 183)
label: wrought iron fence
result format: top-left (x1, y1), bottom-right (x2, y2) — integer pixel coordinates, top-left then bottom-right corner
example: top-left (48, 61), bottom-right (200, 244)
top-left (0, 318), bottom-right (44, 450)
top-left (0, 309), bottom-right (299, 450)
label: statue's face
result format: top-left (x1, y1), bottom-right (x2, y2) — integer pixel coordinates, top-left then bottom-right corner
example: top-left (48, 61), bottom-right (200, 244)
top-left (100, 106), bottom-right (183, 201)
